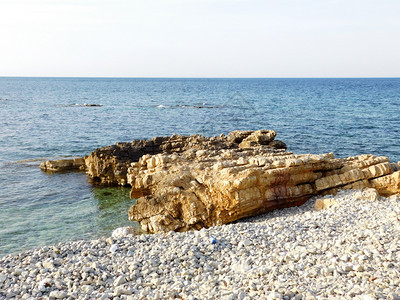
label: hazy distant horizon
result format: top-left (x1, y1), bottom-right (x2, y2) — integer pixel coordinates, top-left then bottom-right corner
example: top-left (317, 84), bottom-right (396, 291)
top-left (1, 76), bottom-right (399, 79)
top-left (1, 0), bottom-right (399, 78)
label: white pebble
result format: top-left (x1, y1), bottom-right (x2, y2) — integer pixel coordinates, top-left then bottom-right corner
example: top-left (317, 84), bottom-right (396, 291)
top-left (109, 244), bottom-right (118, 253)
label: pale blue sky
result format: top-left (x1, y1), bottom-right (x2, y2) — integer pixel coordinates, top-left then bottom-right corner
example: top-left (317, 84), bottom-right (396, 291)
top-left (1, 0), bottom-right (399, 77)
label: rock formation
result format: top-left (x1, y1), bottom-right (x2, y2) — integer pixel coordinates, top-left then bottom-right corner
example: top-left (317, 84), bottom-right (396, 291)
top-left (40, 158), bottom-right (86, 172)
top-left (39, 129), bottom-right (400, 234)
top-left (41, 130), bottom-right (286, 185)
top-left (127, 150), bottom-right (400, 233)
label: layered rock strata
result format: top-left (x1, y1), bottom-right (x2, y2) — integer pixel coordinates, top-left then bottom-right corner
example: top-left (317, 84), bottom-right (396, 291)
top-left (39, 129), bottom-right (400, 234)
top-left (127, 150), bottom-right (400, 233)
top-left (40, 130), bottom-right (286, 185)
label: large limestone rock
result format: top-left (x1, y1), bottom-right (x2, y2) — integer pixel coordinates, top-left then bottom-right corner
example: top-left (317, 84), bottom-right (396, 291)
top-left (42, 130), bottom-right (286, 185)
top-left (128, 149), bottom-right (400, 233)
top-left (39, 129), bottom-right (400, 234)
top-left (85, 130), bottom-right (285, 186)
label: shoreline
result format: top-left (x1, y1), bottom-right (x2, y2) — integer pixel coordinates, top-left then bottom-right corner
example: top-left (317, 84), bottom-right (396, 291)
top-left (1, 189), bottom-right (399, 299)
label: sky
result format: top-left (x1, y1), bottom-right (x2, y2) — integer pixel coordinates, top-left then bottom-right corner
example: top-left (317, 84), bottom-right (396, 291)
top-left (0, 0), bottom-right (399, 77)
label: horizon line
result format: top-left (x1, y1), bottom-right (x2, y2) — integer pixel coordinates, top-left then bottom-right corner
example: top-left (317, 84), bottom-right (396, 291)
top-left (1, 76), bottom-right (399, 79)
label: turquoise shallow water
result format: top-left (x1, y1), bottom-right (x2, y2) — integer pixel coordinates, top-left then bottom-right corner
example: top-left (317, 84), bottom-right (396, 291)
top-left (0, 77), bottom-right (399, 257)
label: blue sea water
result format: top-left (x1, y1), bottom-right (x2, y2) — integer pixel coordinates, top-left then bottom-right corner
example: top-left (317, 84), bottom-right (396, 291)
top-left (0, 77), bottom-right (399, 257)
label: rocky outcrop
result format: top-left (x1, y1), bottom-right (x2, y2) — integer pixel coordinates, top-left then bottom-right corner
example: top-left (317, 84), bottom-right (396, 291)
top-left (40, 158), bottom-right (86, 172)
top-left (41, 130), bottom-right (286, 185)
top-left (85, 130), bottom-right (286, 186)
top-left (128, 149), bottom-right (400, 233)
top-left (39, 129), bottom-right (400, 234)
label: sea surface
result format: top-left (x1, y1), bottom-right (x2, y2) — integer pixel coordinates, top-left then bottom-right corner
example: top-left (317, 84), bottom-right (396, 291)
top-left (0, 77), bottom-right (399, 257)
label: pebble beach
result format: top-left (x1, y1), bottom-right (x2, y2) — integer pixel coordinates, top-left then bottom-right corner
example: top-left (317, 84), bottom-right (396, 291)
top-left (1, 189), bottom-right (400, 300)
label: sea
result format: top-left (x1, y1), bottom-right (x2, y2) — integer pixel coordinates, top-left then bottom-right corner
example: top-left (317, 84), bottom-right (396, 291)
top-left (0, 77), bottom-right (399, 257)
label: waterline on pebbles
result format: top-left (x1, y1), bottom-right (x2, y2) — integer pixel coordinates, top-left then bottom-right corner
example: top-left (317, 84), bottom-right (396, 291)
top-left (1, 189), bottom-right (400, 299)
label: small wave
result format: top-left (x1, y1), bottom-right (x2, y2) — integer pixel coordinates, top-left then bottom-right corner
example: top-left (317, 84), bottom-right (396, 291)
top-left (156, 104), bottom-right (220, 109)
top-left (4, 156), bottom-right (80, 166)
top-left (15, 158), bottom-right (50, 163)
top-left (56, 103), bottom-right (103, 107)
top-left (179, 103), bottom-right (220, 109)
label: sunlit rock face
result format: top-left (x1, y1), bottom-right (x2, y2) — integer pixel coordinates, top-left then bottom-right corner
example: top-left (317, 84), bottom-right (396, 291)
top-left (39, 130), bottom-right (400, 233)
top-left (82, 130), bottom-right (285, 185)
top-left (127, 145), bottom-right (400, 233)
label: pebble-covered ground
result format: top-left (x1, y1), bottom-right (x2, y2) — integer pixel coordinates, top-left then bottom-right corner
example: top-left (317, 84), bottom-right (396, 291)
top-left (1, 189), bottom-right (400, 300)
